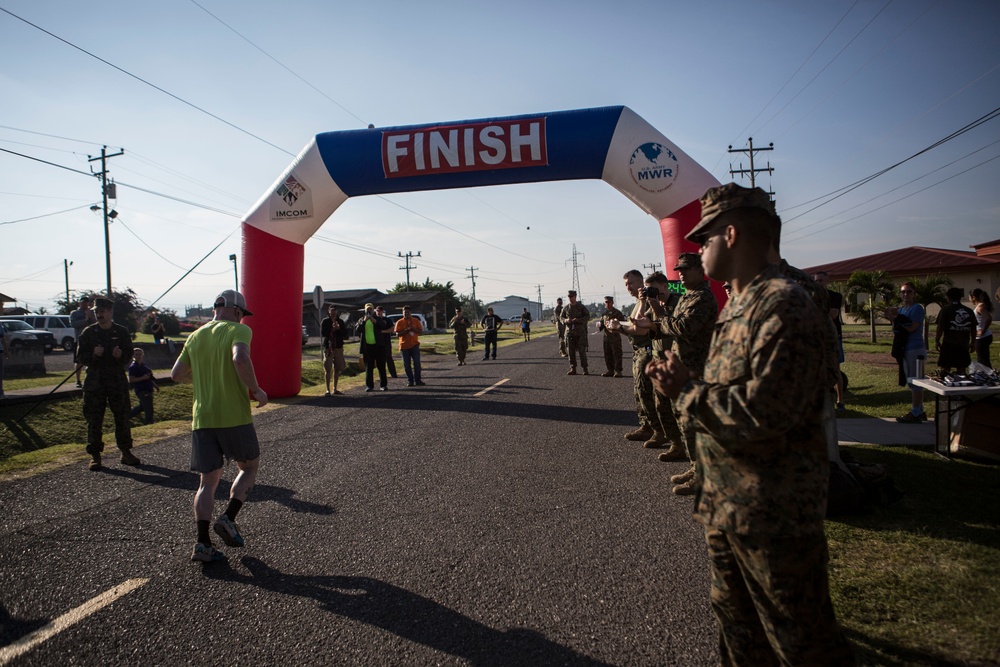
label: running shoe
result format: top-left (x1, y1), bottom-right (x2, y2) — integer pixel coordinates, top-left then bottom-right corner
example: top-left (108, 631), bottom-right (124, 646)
top-left (213, 514), bottom-right (244, 547)
top-left (191, 543), bottom-right (226, 562)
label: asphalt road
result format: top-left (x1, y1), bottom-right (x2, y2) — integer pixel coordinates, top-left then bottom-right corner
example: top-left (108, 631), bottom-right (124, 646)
top-left (0, 333), bottom-right (719, 666)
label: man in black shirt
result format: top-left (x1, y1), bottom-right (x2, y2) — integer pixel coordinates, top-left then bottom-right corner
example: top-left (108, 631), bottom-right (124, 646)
top-left (480, 307), bottom-right (504, 360)
top-left (321, 304), bottom-right (348, 396)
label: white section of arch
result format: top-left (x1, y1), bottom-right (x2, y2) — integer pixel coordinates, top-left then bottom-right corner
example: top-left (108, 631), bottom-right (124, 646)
top-left (602, 107), bottom-right (717, 220)
top-left (242, 138), bottom-right (348, 245)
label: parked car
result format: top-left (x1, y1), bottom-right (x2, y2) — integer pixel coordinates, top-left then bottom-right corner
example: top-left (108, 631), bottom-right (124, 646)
top-left (0, 318), bottom-right (58, 353)
top-left (385, 313), bottom-right (429, 331)
top-left (302, 325), bottom-right (309, 346)
top-left (6, 314), bottom-right (76, 351)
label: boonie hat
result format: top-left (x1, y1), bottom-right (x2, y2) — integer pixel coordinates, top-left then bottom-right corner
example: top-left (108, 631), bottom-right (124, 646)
top-left (686, 183), bottom-right (776, 243)
top-left (674, 252), bottom-right (702, 270)
top-left (214, 289), bottom-right (253, 316)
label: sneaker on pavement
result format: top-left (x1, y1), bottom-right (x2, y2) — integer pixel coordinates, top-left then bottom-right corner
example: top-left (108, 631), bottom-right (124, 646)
top-left (76, 381), bottom-right (83, 388)
top-left (624, 426), bottom-right (654, 441)
top-left (896, 411), bottom-right (924, 424)
top-left (415, 381), bottom-right (425, 386)
top-left (918, 411), bottom-right (928, 422)
top-left (601, 371), bottom-right (614, 377)
top-left (213, 514), bottom-right (245, 548)
top-left (567, 368), bottom-right (577, 375)
top-left (582, 369), bottom-right (590, 376)
top-left (119, 450), bottom-right (141, 466)
top-left (191, 543), bottom-right (226, 563)
top-left (613, 371), bottom-right (623, 378)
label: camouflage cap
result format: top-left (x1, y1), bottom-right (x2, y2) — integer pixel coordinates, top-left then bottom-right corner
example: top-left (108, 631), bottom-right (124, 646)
top-left (567, 290), bottom-right (577, 297)
top-left (685, 182), bottom-right (776, 243)
top-left (674, 252), bottom-right (702, 270)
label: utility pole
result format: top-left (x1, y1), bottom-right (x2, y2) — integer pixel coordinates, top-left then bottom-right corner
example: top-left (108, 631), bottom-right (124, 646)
top-left (535, 284), bottom-right (544, 320)
top-left (466, 266), bottom-right (479, 319)
top-left (398, 250), bottom-right (421, 291)
top-left (565, 244), bottom-right (584, 301)
top-left (88, 146), bottom-right (124, 297)
top-left (642, 262), bottom-right (662, 274)
top-left (64, 259), bottom-right (73, 308)
top-left (728, 137), bottom-right (774, 195)
top-left (229, 254), bottom-right (239, 291)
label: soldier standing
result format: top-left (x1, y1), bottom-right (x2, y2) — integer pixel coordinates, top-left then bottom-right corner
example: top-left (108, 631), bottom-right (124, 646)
top-left (634, 272), bottom-right (685, 451)
top-left (647, 183), bottom-right (854, 665)
top-left (450, 307), bottom-right (471, 366)
top-left (553, 297), bottom-right (567, 357)
top-left (78, 297), bottom-right (140, 471)
top-left (650, 254), bottom-right (718, 495)
top-left (599, 296), bottom-right (625, 377)
top-left (560, 290), bottom-right (590, 375)
top-left (608, 271), bottom-right (662, 447)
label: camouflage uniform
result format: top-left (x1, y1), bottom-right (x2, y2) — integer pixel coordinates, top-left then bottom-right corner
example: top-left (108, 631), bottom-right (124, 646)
top-left (553, 303), bottom-right (567, 357)
top-left (451, 314), bottom-right (471, 364)
top-left (561, 301), bottom-right (590, 371)
top-left (626, 302), bottom-right (656, 431)
top-left (675, 264), bottom-right (853, 666)
top-left (600, 305), bottom-right (625, 374)
top-left (77, 321), bottom-right (135, 457)
top-left (657, 282), bottom-right (719, 458)
top-left (647, 295), bottom-right (684, 444)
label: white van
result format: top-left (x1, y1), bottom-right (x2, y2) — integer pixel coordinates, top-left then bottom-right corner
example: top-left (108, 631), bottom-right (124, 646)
top-left (5, 314), bottom-right (76, 351)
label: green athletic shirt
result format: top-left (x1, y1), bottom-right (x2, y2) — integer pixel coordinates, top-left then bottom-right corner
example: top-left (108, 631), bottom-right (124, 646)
top-left (178, 320), bottom-right (253, 430)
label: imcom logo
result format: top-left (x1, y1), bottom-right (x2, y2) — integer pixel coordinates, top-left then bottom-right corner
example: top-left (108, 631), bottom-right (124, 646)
top-left (271, 174), bottom-right (313, 220)
top-left (629, 142), bottom-right (679, 193)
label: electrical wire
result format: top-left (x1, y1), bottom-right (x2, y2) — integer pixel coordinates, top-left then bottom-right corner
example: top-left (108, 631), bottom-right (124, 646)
top-left (187, 0), bottom-right (368, 127)
top-left (784, 151), bottom-right (1000, 243)
top-left (0, 204), bottom-right (95, 226)
top-left (0, 7), bottom-right (294, 157)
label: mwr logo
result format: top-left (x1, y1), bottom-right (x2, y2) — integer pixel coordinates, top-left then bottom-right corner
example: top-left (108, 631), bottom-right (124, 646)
top-left (629, 142), bottom-right (679, 193)
top-left (271, 174), bottom-right (313, 221)
top-left (382, 118), bottom-right (548, 178)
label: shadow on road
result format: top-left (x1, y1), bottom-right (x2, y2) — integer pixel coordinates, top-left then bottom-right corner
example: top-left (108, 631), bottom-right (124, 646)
top-left (100, 464), bottom-right (334, 515)
top-left (202, 556), bottom-right (611, 666)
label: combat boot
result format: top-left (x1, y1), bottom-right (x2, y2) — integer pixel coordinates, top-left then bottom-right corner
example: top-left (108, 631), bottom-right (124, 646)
top-left (624, 425), bottom-right (654, 441)
top-left (601, 371), bottom-right (614, 377)
top-left (120, 450), bottom-right (141, 467)
top-left (642, 432), bottom-right (667, 448)
top-left (672, 479), bottom-right (697, 496)
top-left (657, 443), bottom-right (687, 462)
top-left (567, 368), bottom-right (577, 375)
top-left (582, 368), bottom-right (589, 376)
top-left (88, 453), bottom-right (102, 471)
top-left (670, 466), bottom-right (696, 484)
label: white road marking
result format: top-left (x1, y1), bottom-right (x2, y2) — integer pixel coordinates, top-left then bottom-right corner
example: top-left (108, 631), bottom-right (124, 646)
top-left (0, 578), bottom-right (149, 665)
top-left (474, 378), bottom-right (510, 397)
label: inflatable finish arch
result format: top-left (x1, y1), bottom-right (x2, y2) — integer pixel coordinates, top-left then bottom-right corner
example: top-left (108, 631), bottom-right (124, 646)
top-left (242, 106), bottom-right (719, 397)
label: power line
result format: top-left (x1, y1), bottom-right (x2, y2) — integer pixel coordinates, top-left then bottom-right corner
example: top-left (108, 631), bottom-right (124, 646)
top-left (0, 203), bottom-right (94, 226)
top-left (0, 7), bottom-right (294, 157)
top-left (780, 105), bottom-right (1000, 222)
top-left (187, 0), bottom-right (368, 127)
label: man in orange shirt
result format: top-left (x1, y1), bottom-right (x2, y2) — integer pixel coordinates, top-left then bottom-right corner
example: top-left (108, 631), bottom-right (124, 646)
top-left (394, 305), bottom-right (425, 387)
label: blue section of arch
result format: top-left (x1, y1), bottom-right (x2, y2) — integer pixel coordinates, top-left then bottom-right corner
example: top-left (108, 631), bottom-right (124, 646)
top-left (314, 106), bottom-right (625, 197)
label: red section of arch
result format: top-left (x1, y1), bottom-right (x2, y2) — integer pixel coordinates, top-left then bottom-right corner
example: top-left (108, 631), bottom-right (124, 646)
top-left (658, 198), bottom-right (728, 309)
top-left (241, 223), bottom-right (303, 398)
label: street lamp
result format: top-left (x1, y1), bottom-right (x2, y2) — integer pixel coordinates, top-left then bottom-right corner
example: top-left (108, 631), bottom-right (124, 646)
top-left (229, 254), bottom-right (238, 291)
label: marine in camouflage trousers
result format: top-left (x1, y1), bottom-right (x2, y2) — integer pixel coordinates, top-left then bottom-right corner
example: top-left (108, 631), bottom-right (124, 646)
top-left (566, 333), bottom-right (588, 370)
top-left (454, 333), bottom-right (469, 363)
top-left (603, 333), bottom-right (623, 374)
top-left (706, 527), bottom-right (854, 666)
top-left (634, 348), bottom-right (683, 440)
top-left (83, 379), bottom-right (134, 456)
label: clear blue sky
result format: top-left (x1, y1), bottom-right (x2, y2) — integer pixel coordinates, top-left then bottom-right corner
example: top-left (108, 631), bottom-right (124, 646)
top-left (2, 0), bottom-right (998, 314)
